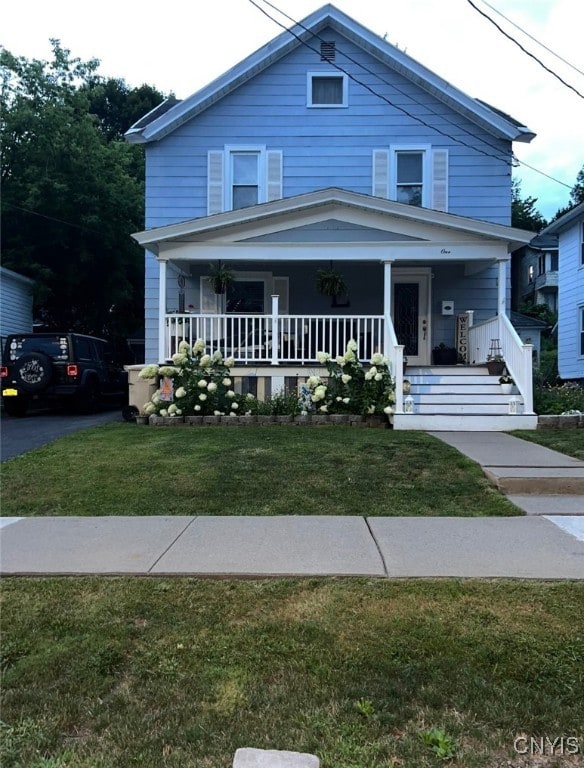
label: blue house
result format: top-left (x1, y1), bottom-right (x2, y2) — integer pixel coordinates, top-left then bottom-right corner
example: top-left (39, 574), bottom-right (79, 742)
top-left (126, 3), bottom-right (538, 429)
top-left (541, 202), bottom-right (584, 381)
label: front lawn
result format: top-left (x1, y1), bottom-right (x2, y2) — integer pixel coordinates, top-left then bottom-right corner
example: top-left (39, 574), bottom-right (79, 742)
top-left (1, 578), bottom-right (582, 768)
top-left (513, 429), bottom-right (584, 462)
top-left (0, 424), bottom-right (519, 517)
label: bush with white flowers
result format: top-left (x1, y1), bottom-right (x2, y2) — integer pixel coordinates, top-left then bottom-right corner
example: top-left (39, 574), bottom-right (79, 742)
top-left (306, 340), bottom-right (395, 416)
top-left (139, 340), bottom-right (241, 417)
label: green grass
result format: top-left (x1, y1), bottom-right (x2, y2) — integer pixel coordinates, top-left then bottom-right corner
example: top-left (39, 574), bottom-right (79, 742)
top-left (513, 429), bottom-right (584, 462)
top-left (0, 424), bottom-right (519, 517)
top-left (1, 578), bottom-right (583, 768)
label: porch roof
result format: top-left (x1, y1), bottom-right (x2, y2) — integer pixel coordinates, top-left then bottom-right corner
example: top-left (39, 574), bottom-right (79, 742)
top-left (133, 188), bottom-right (535, 262)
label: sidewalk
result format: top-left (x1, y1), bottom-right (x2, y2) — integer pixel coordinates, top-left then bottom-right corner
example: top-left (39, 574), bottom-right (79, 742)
top-left (1, 432), bottom-right (583, 579)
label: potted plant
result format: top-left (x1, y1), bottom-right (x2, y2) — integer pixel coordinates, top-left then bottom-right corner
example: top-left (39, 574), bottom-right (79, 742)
top-left (208, 261), bottom-right (234, 294)
top-left (432, 342), bottom-right (458, 365)
top-left (486, 354), bottom-right (506, 376)
top-left (315, 266), bottom-right (348, 299)
top-left (499, 374), bottom-right (514, 394)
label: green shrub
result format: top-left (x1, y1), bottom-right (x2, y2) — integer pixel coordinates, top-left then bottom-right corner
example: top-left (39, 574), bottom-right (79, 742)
top-left (533, 381), bottom-right (584, 414)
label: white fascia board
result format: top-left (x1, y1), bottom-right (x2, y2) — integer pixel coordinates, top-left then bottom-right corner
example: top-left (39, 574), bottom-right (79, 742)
top-left (157, 241), bottom-right (507, 264)
top-left (133, 189), bottom-right (535, 246)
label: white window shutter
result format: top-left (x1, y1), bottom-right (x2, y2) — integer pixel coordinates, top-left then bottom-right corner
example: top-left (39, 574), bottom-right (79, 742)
top-left (372, 150), bottom-right (389, 198)
top-left (266, 150), bottom-right (283, 202)
top-left (207, 151), bottom-right (224, 215)
top-left (273, 276), bottom-right (289, 314)
top-left (431, 149), bottom-right (448, 212)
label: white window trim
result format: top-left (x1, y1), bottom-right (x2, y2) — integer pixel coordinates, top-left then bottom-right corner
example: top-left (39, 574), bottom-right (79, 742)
top-left (389, 144), bottom-right (432, 208)
top-left (224, 145), bottom-right (266, 212)
top-left (580, 305), bottom-right (584, 358)
top-left (306, 71), bottom-right (348, 108)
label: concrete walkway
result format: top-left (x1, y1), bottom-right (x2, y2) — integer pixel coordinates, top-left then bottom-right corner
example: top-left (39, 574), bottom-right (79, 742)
top-left (1, 431), bottom-right (583, 579)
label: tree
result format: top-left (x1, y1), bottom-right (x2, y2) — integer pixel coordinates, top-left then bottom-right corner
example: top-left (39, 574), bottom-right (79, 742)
top-left (511, 180), bottom-right (547, 231)
top-left (0, 41), bottom-right (164, 353)
top-left (551, 163), bottom-right (584, 221)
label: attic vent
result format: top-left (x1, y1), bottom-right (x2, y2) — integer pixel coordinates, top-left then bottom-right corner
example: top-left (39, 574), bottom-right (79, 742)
top-left (320, 41), bottom-right (336, 61)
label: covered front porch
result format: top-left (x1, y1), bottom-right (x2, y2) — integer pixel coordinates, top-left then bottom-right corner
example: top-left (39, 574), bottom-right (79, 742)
top-left (134, 189), bottom-right (537, 428)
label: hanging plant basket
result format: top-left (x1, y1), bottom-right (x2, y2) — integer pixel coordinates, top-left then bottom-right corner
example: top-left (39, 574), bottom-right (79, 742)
top-left (316, 267), bottom-right (348, 298)
top-left (208, 262), bottom-right (234, 295)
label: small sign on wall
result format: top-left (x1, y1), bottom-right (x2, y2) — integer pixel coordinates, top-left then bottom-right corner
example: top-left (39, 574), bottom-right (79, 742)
top-left (456, 313), bottom-right (469, 364)
top-left (442, 300), bottom-right (454, 316)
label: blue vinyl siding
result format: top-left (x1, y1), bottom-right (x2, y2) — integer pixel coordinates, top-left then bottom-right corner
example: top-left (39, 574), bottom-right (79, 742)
top-left (145, 28), bottom-right (512, 229)
top-left (557, 221), bottom-right (584, 379)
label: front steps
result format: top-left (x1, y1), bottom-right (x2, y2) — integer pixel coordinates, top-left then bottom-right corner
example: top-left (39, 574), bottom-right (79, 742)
top-left (393, 365), bottom-right (538, 431)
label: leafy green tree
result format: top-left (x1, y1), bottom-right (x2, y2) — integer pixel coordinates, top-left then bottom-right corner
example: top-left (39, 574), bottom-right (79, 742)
top-left (511, 180), bottom-right (547, 231)
top-left (1, 41), bottom-right (164, 353)
top-left (551, 163), bottom-right (584, 220)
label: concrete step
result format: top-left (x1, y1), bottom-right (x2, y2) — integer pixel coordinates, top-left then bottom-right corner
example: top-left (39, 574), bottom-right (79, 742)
top-left (408, 377), bottom-right (499, 388)
top-left (393, 414), bottom-right (538, 431)
top-left (406, 383), bottom-right (498, 392)
top-left (483, 467), bottom-right (584, 495)
top-left (410, 387), bottom-right (519, 405)
top-left (411, 387), bottom-right (512, 397)
top-left (406, 366), bottom-right (489, 376)
top-left (414, 404), bottom-right (511, 415)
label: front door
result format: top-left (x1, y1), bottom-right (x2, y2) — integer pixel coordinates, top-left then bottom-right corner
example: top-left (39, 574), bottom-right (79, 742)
top-left (392, 268), bottom-right (431, 365)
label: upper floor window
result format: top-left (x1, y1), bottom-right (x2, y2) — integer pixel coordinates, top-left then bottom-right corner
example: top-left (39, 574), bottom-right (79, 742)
top-left (207, 147), bottom-right (282, 215)
top-left (528, 264), bottom-right (534, 283)
top-left (307, 72), bottom-right (348, 107)
top-left (581, 222), bottom-right (584, 266)
top-left (372, 146), bottom-right (448, 212)
top-left (396, 151), bottom-right (424, 207)
top-left (231, 152), bottom-right (259, 210)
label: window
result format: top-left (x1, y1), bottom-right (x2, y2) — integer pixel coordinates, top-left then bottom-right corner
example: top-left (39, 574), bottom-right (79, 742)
top-left (396, 151), bottom-right (424, 207)
top-left (231, 152), bottom-right (259, 210)
top-left (580, 307), bottom-right (584, 357)
top-left (207, 147), bottom-right (282, 215)
top-left (581, 223), bottom-right (584, 266)
top-left (528, 264), bottom-right (534, 283)
top-left (307, 72), bottom-right (347, 107)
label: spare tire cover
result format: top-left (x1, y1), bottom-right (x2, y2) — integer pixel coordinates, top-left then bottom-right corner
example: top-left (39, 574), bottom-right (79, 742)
top-left (14, 352), bottom-right (54, 393)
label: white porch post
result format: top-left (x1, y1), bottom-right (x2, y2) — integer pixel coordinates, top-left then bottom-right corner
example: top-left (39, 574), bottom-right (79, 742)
top-left (271, 294), bottom-right (279, 365)
top-left (383, 261), bottom-right (392, 360)
top-left (497, 259), bottom-right (507, 316)
top-left (158, 259), bottom-right (167, 362)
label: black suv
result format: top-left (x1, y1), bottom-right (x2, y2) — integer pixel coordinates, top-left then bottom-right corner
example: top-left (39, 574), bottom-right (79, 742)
top-left (1, 333), bottom-right (128, 417)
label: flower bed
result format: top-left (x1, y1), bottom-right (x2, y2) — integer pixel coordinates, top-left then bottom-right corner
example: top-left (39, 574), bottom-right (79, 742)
top-left (137, 338), bottom-right (395, 426)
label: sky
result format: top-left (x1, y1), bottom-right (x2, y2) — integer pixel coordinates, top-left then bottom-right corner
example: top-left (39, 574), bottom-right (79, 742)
top-left (3, 0), bottom-right (583, 221)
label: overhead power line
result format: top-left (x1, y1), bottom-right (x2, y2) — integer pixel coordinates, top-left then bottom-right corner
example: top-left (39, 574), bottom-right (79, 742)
top-left (248, 0), bottom-right (573, 190)
top-left (478, 0), bottom-right (584, 78)
top-left (466, 0), bottom-right (584, 100)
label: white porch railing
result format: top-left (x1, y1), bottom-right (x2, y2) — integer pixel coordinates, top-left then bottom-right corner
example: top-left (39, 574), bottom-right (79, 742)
top-left (164, 313), bottom-right (385, 365)
top-left (468, 314), bottom-right (534, 413)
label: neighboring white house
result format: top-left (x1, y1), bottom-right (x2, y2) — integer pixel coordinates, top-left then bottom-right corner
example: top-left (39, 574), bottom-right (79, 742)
top-left (0, 267), bottom-right (34, 347)
top-left (541, 202), bottom-right (584, 381)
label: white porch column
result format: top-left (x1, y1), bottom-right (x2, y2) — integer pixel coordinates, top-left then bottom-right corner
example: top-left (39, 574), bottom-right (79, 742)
top-left (271, 294), bottom-right (279, 365)
top-left (383, 261), bottom-right (392, 360)
top-left (158, 259), bottom-right (168, 362)
top-left (497, 259), bottom-right (507, 316)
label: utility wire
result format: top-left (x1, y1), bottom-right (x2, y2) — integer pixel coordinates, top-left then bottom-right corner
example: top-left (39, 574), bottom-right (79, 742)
top-left (478, 0), bottom-right (584, 77)
top-left (466, 0), bottom-right (584, 99)
top-left (2, 201), bottom-right (107, 237)
top-left (249, 0), bottom-right (573, 190)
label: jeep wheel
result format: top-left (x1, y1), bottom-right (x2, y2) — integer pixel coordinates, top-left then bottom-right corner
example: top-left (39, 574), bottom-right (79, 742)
top-left (75, 382), bottom-right (101, 414)
top-left (14, 352), bottom-right (53, 393)
top-left (3, 398), bottom-right (28, 417)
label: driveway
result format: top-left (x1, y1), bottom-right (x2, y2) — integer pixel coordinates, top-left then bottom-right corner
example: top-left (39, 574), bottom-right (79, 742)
top-left (1, 408), bottom-right (123, 462)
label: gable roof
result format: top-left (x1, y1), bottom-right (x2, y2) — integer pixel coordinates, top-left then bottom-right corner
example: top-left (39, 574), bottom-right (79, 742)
top-left (125, 3), bottom-right (535, 145)
top-left (132, 187), bottom-right (534, 252)
top-left (541, 201), bottom-right (584, 234)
